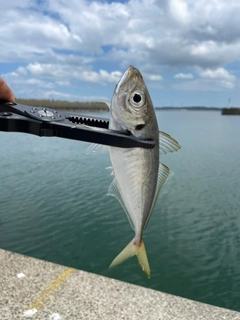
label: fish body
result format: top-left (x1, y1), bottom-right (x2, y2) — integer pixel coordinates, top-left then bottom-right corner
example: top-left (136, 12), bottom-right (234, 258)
top-left (108, 66), bottom-right (181, 277)
top-left (109, 66), bottom-right (159, 240)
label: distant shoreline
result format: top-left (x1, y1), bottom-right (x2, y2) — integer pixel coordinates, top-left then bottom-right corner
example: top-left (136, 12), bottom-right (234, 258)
top-left (16, 98), bottom-right (240, 113)
top-left (155, 106), bottom-right (222, 111)
top-left (16, 98), bottom-right (109, 111)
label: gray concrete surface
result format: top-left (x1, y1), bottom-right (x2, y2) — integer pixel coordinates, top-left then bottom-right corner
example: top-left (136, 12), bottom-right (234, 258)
top-left (0, 249), bottom-right (240, 320)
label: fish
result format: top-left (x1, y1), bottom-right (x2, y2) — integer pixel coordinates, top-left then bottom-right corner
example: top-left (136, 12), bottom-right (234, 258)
top-left (107, 66), bottom-right (181, 278)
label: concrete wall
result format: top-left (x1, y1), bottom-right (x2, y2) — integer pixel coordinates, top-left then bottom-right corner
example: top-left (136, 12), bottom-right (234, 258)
top-left (0, 249), bottom-right (239, 320)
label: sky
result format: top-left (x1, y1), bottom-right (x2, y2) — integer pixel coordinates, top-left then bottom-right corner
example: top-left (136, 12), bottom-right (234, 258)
top-left (1, 0), bottom-right (240, 107)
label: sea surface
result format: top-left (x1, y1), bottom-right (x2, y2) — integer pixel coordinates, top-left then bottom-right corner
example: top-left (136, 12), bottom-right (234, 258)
top-left (1, 110), bottom-right (240, 311)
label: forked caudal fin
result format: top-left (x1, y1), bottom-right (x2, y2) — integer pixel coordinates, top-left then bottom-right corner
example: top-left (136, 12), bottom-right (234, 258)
top-left (109, 238), bottom-right (150, 278)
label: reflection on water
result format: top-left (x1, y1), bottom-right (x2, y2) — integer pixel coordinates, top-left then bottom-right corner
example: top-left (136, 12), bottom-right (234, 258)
top-left (0, 111), bottom-right (240, 311)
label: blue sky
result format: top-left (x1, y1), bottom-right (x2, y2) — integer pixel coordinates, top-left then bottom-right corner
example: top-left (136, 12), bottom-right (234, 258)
top-left (1, 0), bottom-right (240, 107)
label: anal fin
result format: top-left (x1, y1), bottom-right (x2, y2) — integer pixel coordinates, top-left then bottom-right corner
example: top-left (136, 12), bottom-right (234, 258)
top-left (144, 162), bottom-right (173, 229)
top-left (107, 178), bottom-right (134, 229)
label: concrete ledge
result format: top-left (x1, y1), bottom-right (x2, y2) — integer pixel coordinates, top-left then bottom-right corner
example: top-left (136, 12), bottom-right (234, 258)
top-left (0, 249), bottom-right (239, 320)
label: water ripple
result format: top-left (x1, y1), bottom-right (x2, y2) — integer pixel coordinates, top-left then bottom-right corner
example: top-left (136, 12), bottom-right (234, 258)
top-left (1, 112), bottom-right (240, 311)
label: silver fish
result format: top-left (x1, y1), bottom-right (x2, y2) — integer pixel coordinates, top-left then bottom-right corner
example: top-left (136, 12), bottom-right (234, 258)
top-left (107, 66), bottom-right (181, 277)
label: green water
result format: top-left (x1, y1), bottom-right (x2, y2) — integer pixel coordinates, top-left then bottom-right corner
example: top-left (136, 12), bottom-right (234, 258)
top-left (1, 111), bottom-right (240, 311)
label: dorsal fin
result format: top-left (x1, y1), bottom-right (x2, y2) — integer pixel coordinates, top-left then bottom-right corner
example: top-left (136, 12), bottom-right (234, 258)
top-left (102, 101), bottom-right (111, 109)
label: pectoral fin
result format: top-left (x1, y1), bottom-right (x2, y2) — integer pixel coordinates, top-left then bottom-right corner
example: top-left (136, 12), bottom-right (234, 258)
top-left (159, 131), bottom-right (181, 154)
top-left (85, 143), bottom-right (109, 155)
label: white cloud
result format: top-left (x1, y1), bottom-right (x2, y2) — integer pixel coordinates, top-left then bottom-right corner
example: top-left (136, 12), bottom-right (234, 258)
top-left (56, 80), bottom-right (71, 87)
top-left (1, 70), bottom-right (55, 90)
top-left (43, 90), bottom-right (71, 99)
top-left (173, 67), bottom-right (237, 91)
top-left (0, 0), bottom-right (240, 101)
top-left (174, 73), bottom-right (194, 79)
top-left (1, 0), bottom-right (240, 68)
top-left (80, 69), bottom-right (122, 84)
top-left (173, 78), bottom-right (236, 91)
top-left (38, 90), bottom-right (108, 101)
top-left (169, 0), bottom-right (191, 24)
top-left (24, 62), bottom-right (121, 85)
top-left (197, 67), bottom-right (236, 81)
top-left (1, 61), bottom-right (122, 99)
top-left (196, 67), bottom-right (236, 89)
top-left (25, 79), bottom-right (55, 89)
top-left (16, 66), bottom-right (28, 76)
top-left (143, 74), bottom-right (163, 81)
top-left (1, 69), bottom-right (109, 100)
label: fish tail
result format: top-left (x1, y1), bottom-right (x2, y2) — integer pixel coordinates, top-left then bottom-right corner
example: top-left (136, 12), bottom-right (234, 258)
top-left (109, 238), bottom-right (151, 278)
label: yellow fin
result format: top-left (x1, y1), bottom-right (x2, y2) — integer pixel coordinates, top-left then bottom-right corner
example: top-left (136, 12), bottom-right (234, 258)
top-left (136, 240), bottom-right (151, 278)
top-left (109, 239), bottom-right (151, 278)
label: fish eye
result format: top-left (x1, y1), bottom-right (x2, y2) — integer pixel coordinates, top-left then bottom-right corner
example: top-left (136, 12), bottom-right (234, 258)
top-left (133, 93), bottom-right (141, 103)
top-left (129, 90), bottom-right (145, 108)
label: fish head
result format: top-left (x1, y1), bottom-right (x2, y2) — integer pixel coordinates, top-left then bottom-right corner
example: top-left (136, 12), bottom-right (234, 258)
top-left (110, 66), bottom-right (157, 137)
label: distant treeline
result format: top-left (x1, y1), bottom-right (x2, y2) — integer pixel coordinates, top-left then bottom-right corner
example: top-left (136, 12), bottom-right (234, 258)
top-left (156, 106), bottom-right (222, 111)
top-left (16, 98), bottom-right (109, 111)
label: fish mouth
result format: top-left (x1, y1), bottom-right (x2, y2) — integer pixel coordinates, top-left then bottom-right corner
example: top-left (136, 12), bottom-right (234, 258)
top-left (115, 65), bottom-right (136, 94)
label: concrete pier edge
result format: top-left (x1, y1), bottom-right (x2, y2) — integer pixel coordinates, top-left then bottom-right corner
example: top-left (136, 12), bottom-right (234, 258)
top-left (1, 248), bottom-right (239, 320)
